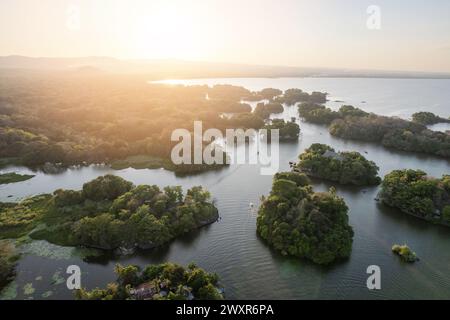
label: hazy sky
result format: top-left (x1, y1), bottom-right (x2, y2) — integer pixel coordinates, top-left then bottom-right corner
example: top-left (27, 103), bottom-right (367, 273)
top-left (1, 0), bottom-right (450, 72)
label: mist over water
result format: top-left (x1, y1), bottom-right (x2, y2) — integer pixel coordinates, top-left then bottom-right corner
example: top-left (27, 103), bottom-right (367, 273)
top-left (2, 78), bottom-right (450, 300)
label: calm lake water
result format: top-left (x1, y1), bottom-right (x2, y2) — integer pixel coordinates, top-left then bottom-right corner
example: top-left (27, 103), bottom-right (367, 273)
top-left (1, 78), bottom-right (450, 300)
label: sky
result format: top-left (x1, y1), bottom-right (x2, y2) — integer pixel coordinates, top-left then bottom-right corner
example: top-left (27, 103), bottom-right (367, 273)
top-left (1, 0), bottom-right (450, 72)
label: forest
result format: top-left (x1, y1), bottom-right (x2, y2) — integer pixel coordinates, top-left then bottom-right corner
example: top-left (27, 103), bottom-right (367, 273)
top-left (379, 169), bottom-right (450, 226)
top-left (0, 73), bottom-right (329, 173)
top-left (298, 103), bottom-right (450, 158)
top-left (256, 171), bottom-right (354, 265)
top-left (0, 175), bottom-right (219, 250)
top-left (297, 143), bottom-right (381, 186)
top-left (263, 119), bottom-right (300, 141)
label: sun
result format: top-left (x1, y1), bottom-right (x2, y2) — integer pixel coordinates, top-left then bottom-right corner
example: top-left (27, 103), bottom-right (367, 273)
top-left (119, 2), bottom-right (208, 60)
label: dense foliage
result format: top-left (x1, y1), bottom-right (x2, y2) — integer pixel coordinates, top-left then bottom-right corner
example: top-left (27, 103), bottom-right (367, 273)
top-left (299, 103), bottom-right (368, 125)
top-left (412, 112), bottom-right (450, 125)
top-left (0, 241), bottom-right (18, 291)
top-left (297, 144), bottom-right (381, 186)
top-left (254, 102), bottom-right (284, 119)
top-left (0, 76), bottom-right (278, 170)
top-left (76, 262), bottom-right (223, 300)
top-left (275, 89), bottom-right (327, 105)
top-left (256, 172), bottom-right (354, 265)
top-left (0, 175), bottom-right (219, 250)
top-left (379, 170), bottom-right (450, 225)
top-left (263, 119), bottom-right (300, 141)
top-left (298, 103), bottom-right (450, 158)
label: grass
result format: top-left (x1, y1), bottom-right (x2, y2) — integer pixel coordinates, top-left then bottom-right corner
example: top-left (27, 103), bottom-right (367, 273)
top-left (0, 195), bottom-right (51, 239)
top-left (0, 172), bottom-right (35, 185)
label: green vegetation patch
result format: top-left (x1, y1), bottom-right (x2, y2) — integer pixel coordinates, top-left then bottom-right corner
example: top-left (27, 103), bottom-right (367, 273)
top-left (298, 104), bottom-right (450, 158)
top-left (263, 119), bottom-right (300, 141)
top-left (0, 241), bottom-right (19, 292)
top-left (412, 112), bottom-right (450, 125)
top-left (256, 171), bottom-right (354, 265)
top-left (296, 143), bottom-right (381, 186)
top-left (0, 172), bottom-right (35, 185)
top-left (379, 170), bottom-right (450, 226)
top-left (0, 175), bottom-right (219, 251)
top-left (76, 263), bottom-right (224, 300)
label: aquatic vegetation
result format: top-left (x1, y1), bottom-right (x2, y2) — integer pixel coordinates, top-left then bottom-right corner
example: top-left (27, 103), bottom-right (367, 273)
top-left (297, 143), bottom-right (381, 186)
top-left (379, 170), bottom-right (450, 226)
top-left (256, 171), bottom-right (354, 265)
top-left (23, 283), bottom-right (35, 295)
top-left (0, 241), bottom-right (19, 291)
top-left (51, 270), bottom-right (65, 286)
top-left (0, 172), bottom-right (35, 185)
top-left (42, 291), bottom-right (53, 298)
top-left (76, 262), bottom-right (223, 300)
top-left (20, 240), bottom-right (100, 260)
top-left (392, 244), bottom-right (418, 263)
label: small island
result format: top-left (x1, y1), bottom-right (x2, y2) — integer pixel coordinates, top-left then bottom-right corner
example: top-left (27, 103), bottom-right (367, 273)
top-left (256, 171), bottom-right (354, 265)
top-left (0, 175), bottom-right (219, 251)
top-left (0, 172), bottom-right (35, 185)
top-left (263, 119), bottom-right (300, 141)
top-left (392, 244), bottom-right (418, 263)
top-left (379, 170), bottom-right (450, 226)
top-left (254, 102), bottom-right (284, 119)
top-left (296, 144), bottom-right (381, 186)
top-left (275, 89), bottom-right (327, 105)
top-left (76, 262), bottom-right (224, 300)
top-left (412, 112), bottom-right (450, 125)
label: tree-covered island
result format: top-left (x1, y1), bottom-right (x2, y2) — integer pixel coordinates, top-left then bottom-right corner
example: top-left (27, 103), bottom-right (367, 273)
top-left (412, 112), bottom-right (450, 125)
top-left (76, 262), bottom-right (224, 300)
top-left (298, 103), bottom-right (450, 158)
top-left (0, 175), bottom-right (219, 250)
top-left (379, 170), bottom-right (450, 226)
top-left (263, 119), bottom-right (300, 141)
top-left (296, 144), bottom-right (381, 186)
top-left (256, 172), bottom-right (354, 265)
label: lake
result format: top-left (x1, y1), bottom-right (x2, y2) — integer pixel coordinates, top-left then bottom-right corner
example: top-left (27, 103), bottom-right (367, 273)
top-left (1, 77), bottom-right (450, 300)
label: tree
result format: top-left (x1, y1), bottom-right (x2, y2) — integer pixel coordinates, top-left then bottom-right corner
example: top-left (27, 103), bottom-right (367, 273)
top-left (82, 175), bottom-right (133, 201)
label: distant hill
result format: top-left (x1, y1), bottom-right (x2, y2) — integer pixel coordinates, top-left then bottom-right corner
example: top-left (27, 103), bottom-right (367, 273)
top-left (1, 55), bottom-right (450, 79)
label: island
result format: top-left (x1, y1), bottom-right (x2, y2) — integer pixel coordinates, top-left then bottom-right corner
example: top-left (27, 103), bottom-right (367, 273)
top-left (0, 172), bottom-right (35, 185)
top-left (254, 102), bottom-right (284, 119)
top-left (392, 244), bottom-right (419, 263)
top-left (297, 103), bottom-right (450, 158)
top-left (75, 262), bottom-right (224, 300)
top-left (256, 171), bottom-right (354, 265)
top-left (296, 144), bottom-right (381, 186)
top-left (0, 175), bottom-right (219, 251)
top-left (412, 112), bottom-right (450, 125)
top-left (379, 169), bottom-right (450, 226)
top-left (275, 89), bottom-right (327, 105)
top-left (263, 119), bottom-right (300, 141)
